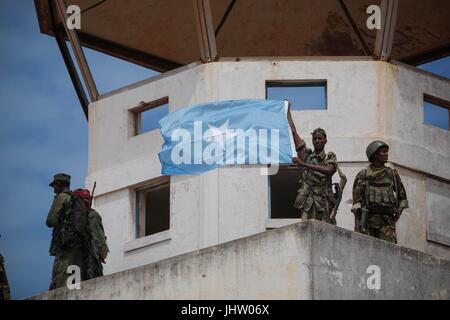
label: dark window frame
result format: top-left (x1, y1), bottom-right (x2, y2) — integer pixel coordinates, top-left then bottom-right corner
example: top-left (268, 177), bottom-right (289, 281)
top-left (134, 176), bottom-right (170, 239)
top-left (268, 164), bottom-right (303, 219)
top-left (129, 96), bottom-right (169, 136)
top-left (423, 94), bottom-right (450, 131)
top-left (265, 80), bottom-right (328, 110)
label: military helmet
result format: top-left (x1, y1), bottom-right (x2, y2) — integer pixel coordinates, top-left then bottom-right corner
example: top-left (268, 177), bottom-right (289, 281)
top-left (49, 173), bottom-right (71, 187)
top-left (366, 140), bottom-right (389, 162)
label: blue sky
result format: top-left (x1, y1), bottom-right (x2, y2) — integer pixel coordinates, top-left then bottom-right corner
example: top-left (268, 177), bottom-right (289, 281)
top-left (0, 1), bottom-right (449, 299)
top-left (0, 1), bottom-right (156, 299)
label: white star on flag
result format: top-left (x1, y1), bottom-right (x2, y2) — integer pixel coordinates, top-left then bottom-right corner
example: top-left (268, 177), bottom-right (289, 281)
top-left (204, 120), bottom-right (238, 149)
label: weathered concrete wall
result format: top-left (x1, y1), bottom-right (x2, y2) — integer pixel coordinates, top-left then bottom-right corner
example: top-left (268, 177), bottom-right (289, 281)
top-left (29, 221), bottom-right (450, 300)
top-left (310, 221), bottom-right (449, 299)
top-left (388, 62), bottom-right (450, 179)
top-left (85, 59), bottom-right (450, 275)
top-left (425, 178), bottom-right (450, 248)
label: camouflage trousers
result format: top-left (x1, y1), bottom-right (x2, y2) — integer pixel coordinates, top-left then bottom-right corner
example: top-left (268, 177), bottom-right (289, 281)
top-left (358, 213), bottom-right (397, 244)
top-left (86, 254), bottom-right (104, 279)
top-left (0, 255), bottom-right (11, 300)
top-left (0, 283), bottom-right (10, 300)
top-left (296, 195), bottom-right (336, 225)
top-left (50, 248), bottom-right (85, 290)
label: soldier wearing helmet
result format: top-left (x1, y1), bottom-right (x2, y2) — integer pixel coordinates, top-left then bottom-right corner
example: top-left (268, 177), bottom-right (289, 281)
top-left (286, 102), bottom-right (345, 224)
top-left (351, 141), bottom-right (409, 243)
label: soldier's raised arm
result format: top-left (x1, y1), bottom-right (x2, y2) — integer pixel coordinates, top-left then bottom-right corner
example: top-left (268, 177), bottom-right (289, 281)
top-left (286, 100), bottom-right (308, 161)
top-left (286, 101), bottom-right (301, 146)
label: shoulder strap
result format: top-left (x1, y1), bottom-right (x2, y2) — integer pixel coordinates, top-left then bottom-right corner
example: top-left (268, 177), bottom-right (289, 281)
top-left (62, 190), bottom-right (73, 197)
top-left (361, 168), bottom-right (368, 180)
top-left (334, 162), bottom-right (346, 180)
top-left (392, 168), bottom-right (399, 208)
top-left (361, 168), bottom-right (369, 205)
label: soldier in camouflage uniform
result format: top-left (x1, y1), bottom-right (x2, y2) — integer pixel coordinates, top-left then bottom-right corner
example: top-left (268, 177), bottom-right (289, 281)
top-left (46, 173), bottom-right (85, 290)
top-left (287, 105), bottom-right (341, 224)
top-left (73, 189), bottom-right (109, 279)
top-left (0, 254), bottom-right (11, 300)
top-left (352, 141), bottom-right (408, 243)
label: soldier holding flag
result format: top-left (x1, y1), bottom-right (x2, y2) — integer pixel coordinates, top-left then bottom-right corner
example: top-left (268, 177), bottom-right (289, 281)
top-left (286, 102), bottom-right (346, 224)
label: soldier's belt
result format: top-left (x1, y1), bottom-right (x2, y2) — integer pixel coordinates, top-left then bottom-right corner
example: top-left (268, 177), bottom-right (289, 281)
top-left (367, 206), bottom-right (395, 215)
top-left (368, 182), bottom-right (391, 187)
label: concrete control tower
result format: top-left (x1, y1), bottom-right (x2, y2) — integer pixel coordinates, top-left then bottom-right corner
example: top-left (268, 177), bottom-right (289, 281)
top-left (33, 0), bottom-right (450, 299)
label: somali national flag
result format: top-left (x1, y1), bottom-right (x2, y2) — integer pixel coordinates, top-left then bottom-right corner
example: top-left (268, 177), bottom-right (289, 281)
top-left (158, 99), bottom-right (295, 175)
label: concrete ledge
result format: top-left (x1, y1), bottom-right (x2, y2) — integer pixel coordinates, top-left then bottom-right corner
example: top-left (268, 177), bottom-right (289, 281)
top-left (427, 231), bottom-right (450, 248)
top-left (29, 220), bottom-right (450, 300)
top-left (123, 230), bottom-right (171, 253)
top-left (265, 218), bottom-right (302, 229)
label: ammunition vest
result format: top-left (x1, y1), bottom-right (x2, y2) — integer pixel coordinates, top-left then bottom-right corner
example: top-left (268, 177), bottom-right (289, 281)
top-left (363, 167), bottom-right (397, 214)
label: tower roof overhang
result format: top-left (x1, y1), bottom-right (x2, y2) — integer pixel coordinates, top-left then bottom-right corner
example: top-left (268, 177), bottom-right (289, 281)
top-left (35, 0), bottom-right (450, 72)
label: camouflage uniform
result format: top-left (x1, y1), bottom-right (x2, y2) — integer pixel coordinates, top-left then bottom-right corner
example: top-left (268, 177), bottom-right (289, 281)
top-left (47, 189), bottom-right (86, 290)
top-left (47, 173), bottom-right (86, 290)
top-left (86, 209), bottom-right (108, 279)
top-left (352, 164), bottom-right (408, 243)
top-left (0, 254), bottom-right (11, 300)
top-left (293, 139), bottom-right (338, 224)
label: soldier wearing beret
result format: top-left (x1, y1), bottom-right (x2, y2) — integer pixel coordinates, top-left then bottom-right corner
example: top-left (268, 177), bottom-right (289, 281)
top-left (72, 188), bottom-right (109, 280)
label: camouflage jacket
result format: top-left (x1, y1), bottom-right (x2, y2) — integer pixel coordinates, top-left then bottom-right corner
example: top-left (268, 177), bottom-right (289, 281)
top-left (46, 189), bottom-right (72, 256)
top-left (352, 164), bottom-right (408, 214)
top-left (88, 209), bottom-right (108, 262)
top-left (294, 140), bottom-right (337, 212)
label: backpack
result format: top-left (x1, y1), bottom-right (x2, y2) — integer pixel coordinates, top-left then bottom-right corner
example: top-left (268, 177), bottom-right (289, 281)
top-left (56, 192), bottom-right (91, 251)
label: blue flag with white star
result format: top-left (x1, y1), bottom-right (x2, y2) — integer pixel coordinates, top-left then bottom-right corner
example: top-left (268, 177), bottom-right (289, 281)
top-left (158, 99), bottom-right (295, 175)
